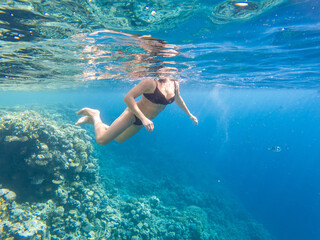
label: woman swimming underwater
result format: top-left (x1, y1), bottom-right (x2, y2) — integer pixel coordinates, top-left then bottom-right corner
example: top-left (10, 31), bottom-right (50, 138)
top-left (76, 77), bottom-right (198, 145)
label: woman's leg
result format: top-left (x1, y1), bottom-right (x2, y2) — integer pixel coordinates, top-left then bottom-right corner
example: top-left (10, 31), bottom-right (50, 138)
top-left (115, 124), bottom-right (144, 143)
top-left (76, 108), bottom-right (135, 145)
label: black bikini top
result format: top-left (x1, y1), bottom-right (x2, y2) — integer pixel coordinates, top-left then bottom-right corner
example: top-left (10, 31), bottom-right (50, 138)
top-left (143, 79), bottom-right (175, 105)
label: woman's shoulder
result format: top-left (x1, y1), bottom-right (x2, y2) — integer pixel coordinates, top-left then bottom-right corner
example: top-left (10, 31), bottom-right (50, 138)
top-left (173, 79), bottom-right (180, 87)
top-left (141, 78), bottom-right (156, 85)
top-left (140, 78), bottom-right (156, 92)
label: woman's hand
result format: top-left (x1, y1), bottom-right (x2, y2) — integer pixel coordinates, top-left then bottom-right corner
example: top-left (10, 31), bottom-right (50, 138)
top-left (190, 114), bottom-right (198, 126)
top-left (142, 118), bottom-right (154, 132)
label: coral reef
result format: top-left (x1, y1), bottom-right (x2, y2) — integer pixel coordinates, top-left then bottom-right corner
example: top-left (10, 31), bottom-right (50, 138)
top-left (0, 109), bottom-right (272, 239)
top-left (0, 110), bottom-right (95, 202)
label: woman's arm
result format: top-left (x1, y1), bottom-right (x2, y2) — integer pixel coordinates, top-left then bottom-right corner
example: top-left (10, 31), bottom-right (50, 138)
top-left (174, 82), bottom-right (198, 125)
top-left (124, 79), bottom-right (156, 132)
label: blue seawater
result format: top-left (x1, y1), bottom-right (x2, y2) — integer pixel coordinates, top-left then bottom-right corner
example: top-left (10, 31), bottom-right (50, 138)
top-left (0, 0), bottom-right (319, 239)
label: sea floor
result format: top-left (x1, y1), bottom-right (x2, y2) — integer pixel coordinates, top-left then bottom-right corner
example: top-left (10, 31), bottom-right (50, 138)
top-left (0, 105), bottom-right (272, 240)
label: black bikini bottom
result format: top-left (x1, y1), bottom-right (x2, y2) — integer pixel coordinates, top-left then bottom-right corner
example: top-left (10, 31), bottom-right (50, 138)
top-left (133, 115), bottom-right (142, 125)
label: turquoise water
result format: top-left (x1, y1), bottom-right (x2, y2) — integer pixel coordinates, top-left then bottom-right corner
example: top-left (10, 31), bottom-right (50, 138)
top-left (1, 0), bottom-right (320, 239)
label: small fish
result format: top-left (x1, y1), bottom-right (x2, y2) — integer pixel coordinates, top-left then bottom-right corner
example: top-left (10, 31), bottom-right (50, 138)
top-left (235, 2), bottom-right (249, 7)
top-left (30, 175), bottom-right (46, 185)
top-left (268, 146), bottom-right (282, 152)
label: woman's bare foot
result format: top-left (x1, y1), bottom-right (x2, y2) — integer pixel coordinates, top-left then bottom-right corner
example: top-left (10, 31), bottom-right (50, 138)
top-left (77, 108), bottom-right (100, 118)
top-left (75, 116), bottom-right (93, 125)
top-left (76, 108), bottom-right (100, 126)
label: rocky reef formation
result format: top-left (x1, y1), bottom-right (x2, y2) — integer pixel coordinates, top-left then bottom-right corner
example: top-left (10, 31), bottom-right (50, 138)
top-left (0, 109), bottom-right (100, 239)
top-left (0, 110), bottom-right (95, 202)
top-left (0, 109), bottom-right (272, 239)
